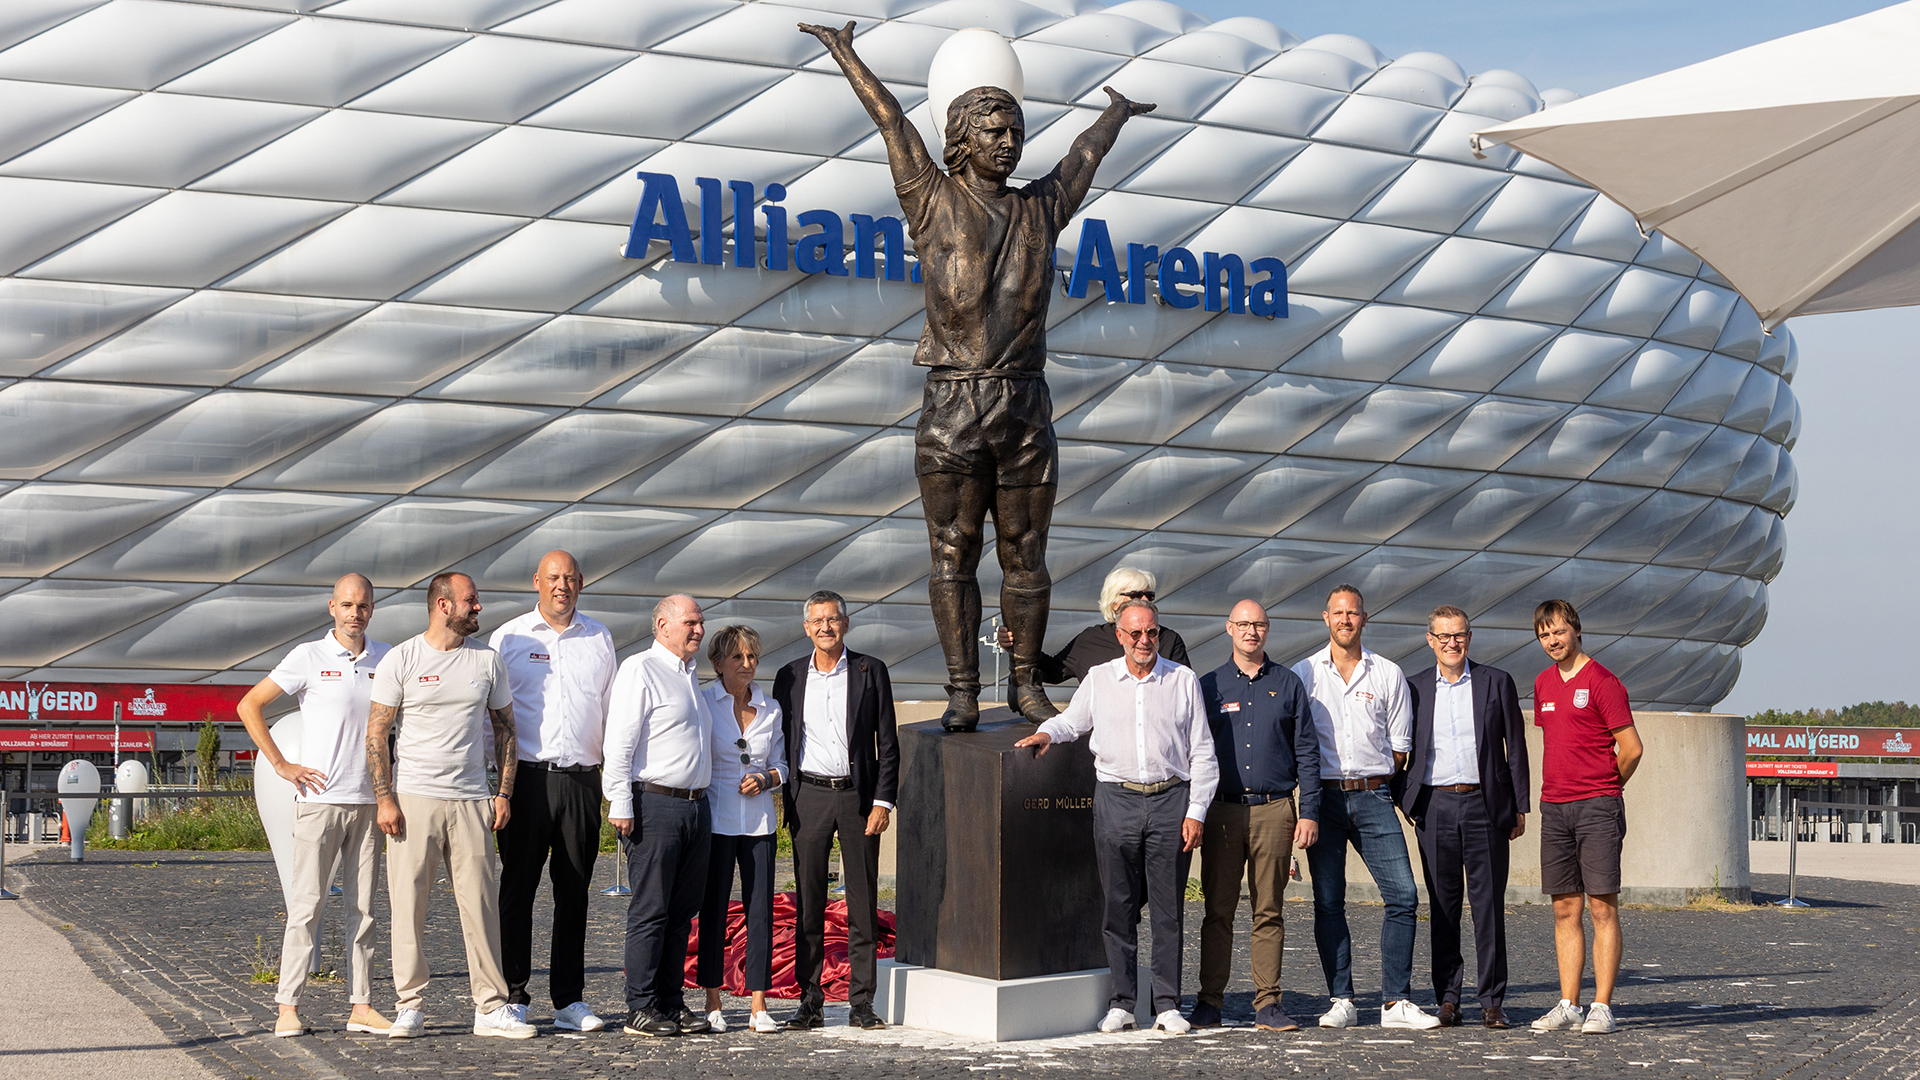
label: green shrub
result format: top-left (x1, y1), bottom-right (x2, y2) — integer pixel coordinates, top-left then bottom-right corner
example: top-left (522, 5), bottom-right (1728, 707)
top-left (88, 788), bottom-right (268, 851)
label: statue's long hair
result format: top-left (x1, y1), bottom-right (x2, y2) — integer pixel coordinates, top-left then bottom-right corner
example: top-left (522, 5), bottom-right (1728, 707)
top-left (942, 86), bottom-right (1025, 174)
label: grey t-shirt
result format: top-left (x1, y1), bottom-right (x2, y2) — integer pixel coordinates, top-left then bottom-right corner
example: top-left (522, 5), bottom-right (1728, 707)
top-left (371, 634), bottom-right (512, 801)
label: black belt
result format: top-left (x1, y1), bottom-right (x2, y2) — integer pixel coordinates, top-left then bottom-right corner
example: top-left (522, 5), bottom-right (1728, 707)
top-left (637, 781), bottom-right (705, 801)
top-left (797, 772), bottom-right (854, 790)
top-left (1427, 783), bottom-right (1480, 794)
top-left (520, 760), bottom-right (599, 774)
top-left (1217, 791), bottom-right (1292, 806)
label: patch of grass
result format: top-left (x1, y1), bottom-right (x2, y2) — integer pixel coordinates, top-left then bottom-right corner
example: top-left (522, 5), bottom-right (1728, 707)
top-left (248, 934), bottom-right (278, 985)
top-left (1683, 891), bottom-right (1760, 913)
top-left (1184, 877), bottom-right (1204, 901)
top-left (88, 788), bottom-right (268, 851)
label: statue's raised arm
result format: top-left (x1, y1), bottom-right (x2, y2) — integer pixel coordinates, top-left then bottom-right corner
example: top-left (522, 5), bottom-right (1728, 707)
top-left (800, 21), bottom-right (935, 187)
top-left (1049, 86), bottom-right (1156, 215)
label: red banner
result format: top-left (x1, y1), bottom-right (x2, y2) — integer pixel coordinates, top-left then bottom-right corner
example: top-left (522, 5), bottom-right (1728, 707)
top-left (0, 729), bottom-right (154, 752)
top-left (1746, 761), bottom-right (1840, 778)
top-left (0, 682), bottom-right (249, 723)
top-left (1746, 726), bottom-right (1917, 758)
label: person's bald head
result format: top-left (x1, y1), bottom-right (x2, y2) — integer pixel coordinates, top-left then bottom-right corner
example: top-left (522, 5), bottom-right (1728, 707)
top-left (534, 549), bottom-right (583, 628)
top-left (653, 594), bottom-right (705, 662)
top-left (328, 573), bottom-right (374, 646)
top-left (1225, 598), bottom-right (1270, 669)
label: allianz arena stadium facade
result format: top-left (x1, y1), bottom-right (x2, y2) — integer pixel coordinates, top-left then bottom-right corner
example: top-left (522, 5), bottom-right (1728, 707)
top-left (0, 0), bottom-right (1797, 708)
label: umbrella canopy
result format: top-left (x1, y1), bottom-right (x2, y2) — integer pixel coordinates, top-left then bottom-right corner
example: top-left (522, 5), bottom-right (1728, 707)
top-left (1473, 1), bottom-right (1920, 328)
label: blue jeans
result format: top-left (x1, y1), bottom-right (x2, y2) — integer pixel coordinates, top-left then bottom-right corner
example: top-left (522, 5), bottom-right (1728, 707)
top-left (1306, 785), bottom-right (1419, 1002)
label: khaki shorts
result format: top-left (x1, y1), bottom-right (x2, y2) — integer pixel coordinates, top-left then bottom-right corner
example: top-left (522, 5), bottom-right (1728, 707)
top-left (1539, 795), bottom-right (1625, 896)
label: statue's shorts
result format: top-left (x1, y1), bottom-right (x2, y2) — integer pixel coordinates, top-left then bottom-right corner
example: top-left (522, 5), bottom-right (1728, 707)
top-left (913, 370), bottom-right (1058, 488)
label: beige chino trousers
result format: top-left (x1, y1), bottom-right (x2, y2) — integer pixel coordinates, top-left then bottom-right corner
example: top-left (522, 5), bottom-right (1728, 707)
top-left (1198, 796), bottom-right (1298, 1011)
top-left (276, 801), bottom-right (380, 1006)
top-left (386, 793), bottom-right (509, 1013)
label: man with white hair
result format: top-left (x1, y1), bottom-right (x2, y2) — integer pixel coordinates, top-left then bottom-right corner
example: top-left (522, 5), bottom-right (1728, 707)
top-left (604, 595), bottom-right (714, 1038)
top-left (997, 566), bottom-right (1190, 704)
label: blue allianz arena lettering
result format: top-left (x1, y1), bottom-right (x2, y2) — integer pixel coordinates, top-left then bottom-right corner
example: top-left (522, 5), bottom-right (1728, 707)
top-left (624, 172), bottom-right (1288, 318)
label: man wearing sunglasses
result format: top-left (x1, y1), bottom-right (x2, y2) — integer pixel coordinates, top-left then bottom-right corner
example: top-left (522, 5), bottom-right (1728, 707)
top-left (1399, 605), bottom-right (1529, 1030)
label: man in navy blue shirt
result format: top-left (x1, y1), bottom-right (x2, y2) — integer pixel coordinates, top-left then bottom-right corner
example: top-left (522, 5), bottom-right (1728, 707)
top-left (1189, 600), bottom-right (1321, 1032)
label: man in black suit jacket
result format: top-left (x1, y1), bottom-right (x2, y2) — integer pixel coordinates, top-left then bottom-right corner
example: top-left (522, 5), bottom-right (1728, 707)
top-left (771, 589), bottom-right (900, 1031)
top-left (1398, 605), bottom-right (1530, 1030)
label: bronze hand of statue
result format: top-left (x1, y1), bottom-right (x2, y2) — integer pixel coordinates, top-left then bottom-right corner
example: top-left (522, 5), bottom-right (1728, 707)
top-left (798, 20), bottom-right (857, 53)
top-left (1101, 85), bottom-right (1157, 117)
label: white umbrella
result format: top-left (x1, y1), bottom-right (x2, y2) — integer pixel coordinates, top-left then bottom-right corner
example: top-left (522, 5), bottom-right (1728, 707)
top-left (1472, 1), bottom-right (1920, 328)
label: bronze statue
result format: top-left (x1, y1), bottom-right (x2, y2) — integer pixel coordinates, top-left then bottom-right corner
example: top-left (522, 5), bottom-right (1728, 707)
top-left (800, 21), bottom-right (1155, 732)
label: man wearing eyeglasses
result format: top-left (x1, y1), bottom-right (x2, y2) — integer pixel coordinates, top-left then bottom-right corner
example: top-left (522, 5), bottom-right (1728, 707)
top-left (1189, 600), bottom-right (1320, 1032)
top-left (1292, 585), bottom-right (1438, 1031)
top-left (772, 590), bottom-right (899, 1032)
top-left (1398, 606), bottom-right (1529, 1030)
top-left (489, 551), bottom-right (617, 1034)
top-left (1017, 599), bottom-right (1218, 1035)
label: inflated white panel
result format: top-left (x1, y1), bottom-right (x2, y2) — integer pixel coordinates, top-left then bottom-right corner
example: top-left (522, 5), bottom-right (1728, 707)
top-left (242, 303), bottom-right (545, 395)
top-left (1246, 142), bottom-right (1410, 222)
top-left (1375, 236), bottom-right (1535, 312)
top-left (1459, 174), bottom-right (1593, 247)
top-left (245, 496), bottom-right (555, 587)
top-left (1632, 231), bottom-right (1701, 275)
top-left (1054, 361), bottom-right (1261, 445)
top-left (1311, 94), bottom-right (1443, 153)
top-left (1143, 28), bottom-right (1277, 72)
top-left (699, 71), bottom-right (916, 157)
top-left (319, 0), bottom-right (553, 31)
top-left (0, 280), bottom-right (185, 377)
top-left (597, 328), bottom-right (863, 417)
top-left (1168, 372), bottom-right (1371, 454)
top-left (1478, 250), bottom-right (1621, 324)
top-left (1285, 222), bottom-right (1444, 301)
top-left (1254, 46), bottom-right (1374, 92)
top-left (223, 204), bottom-right (523, 299)
top-left (589, 511), bottom-right (865, 596)
top-left (1391, 317), bottom-right (1555, 391)
top-left (50, 291), bottom-right (370, 385)
top-left (460, 504), bottom-right (718, 591)
top-left (748, 431), bottom-right (919, 515)
top-left (1590, 416), bottom-right (1715, 488)
top-left (1388, 476), bottom-right (1572, 550)
top-left (1573, 266), bottom-right (1692, 338)
top-left (1553, 196), bottom-right (1646, 262)
top-left (1652, 281), bottom-right (1738, 350)
top-left (1163, 459), bottom-right (1377, 537)
top-left (1286, 386), bottom-right (1475, 461)
top-left (61, 583), bottom-right (341, 668)
top-left (0, 482), bottom-right (203, 576)
top-left (242, 400), bottom-right (556, 493)
top-left (62, 490), bottom-right (390, 581)
top-left (1356, 58), bottom-right (1462, 108)
top-left (1281, 302), bottom-right (1461, 381)
top-left (1054, 447), bottom-right (1264, 530)
top-left (490, 0), bottom-right (735, 51)
top-left (1197, 75), bottom-right (1345, 137)
top-left (423, 412), bottom-right (718, 502)
top-left (0, 177), bottom-right (163, 276)
top-left (1078, 58), bottom-right (1236, 119)
top-left (1282, 470), bottom-right (1478, 545)
top-left (54, 390), bottom-right (379, 485)
top-left (349, 34), bottom-right (627, 122)
top-left (0, 92), bottom-right (317, 187)
top-left (193, 110), bottom-right (497, 202)
top-left (406, 219), bottom-right (637, 311)
top-left (426, 316), bottom-right (709, 406)
top-left (751, 340), bottom-right (924, 424)
top-left (0, 579), bottom-right (211, 667)
top-left (163, 16), bottom-right (464, 107)
top-left (1501, 406), bottom-right (1652, 480)
top-left (1494, 329), bottom-right (1637, 402)
top-left (1121, 125), bottom-right (1303, 203)
top-left (381, 127), bottom-right (661, 216)
top-left (579, 258), bottom-right (801, 325)
top-left (22, 191), bottom-right (347, 288)
top-left (0, 0), bottom-right (290, 91)
top-left (1026, 12), bottom-right (1176, 56)
top-left (614, 422), bottom-right (872, 509)
top-left (1585, 343), bottom-right (1708, 414)
top-left (1017, 109), bottom-right (1192, 189)
top-left (1486, 481), bottom-right (1648, 556)
top-left (1158, 294), bottom-right (1360, 371)
top-left (651, 3), bottom-right (848, 66)
top-left (0, 79), bottom-right (138, 162)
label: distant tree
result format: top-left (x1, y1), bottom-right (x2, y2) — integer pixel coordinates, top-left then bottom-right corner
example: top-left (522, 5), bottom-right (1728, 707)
top-left (195, 717), bottom-right (220, 789)
top-left (1749, 702), bottom-right (1920, 727)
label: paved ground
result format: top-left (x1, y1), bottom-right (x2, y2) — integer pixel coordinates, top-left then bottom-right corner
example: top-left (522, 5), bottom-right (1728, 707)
top-left (1749, 841), bottom-right (1920, 886)
top-left (7, 848), bottom-right (1918, 1079)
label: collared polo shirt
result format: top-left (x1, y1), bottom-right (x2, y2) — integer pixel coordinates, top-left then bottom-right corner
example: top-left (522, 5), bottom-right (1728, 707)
top-left (489, 609), bottom-right (616, 768)
top-left (1036, 655), bottom-right (1220, 822)
top-left (1292, 645), bottom-right (1412, 781)
top-left (1199, 655), bottom-right (1321, 822)
top-left (1425, 661), bottom-right (1480, 787)
top-left (268, 632), bottom-right (391, 805)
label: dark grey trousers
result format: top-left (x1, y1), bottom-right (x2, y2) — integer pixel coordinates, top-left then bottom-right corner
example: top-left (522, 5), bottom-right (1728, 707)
top-left (1092, 781), bottom-right (1192, 1015)
top-left (791, 783), bottom-right (881, 1008)
top-left (620, 788), bottom-right (710, 1015)
top-left (1414, 787), bottom-right (1510, 1009)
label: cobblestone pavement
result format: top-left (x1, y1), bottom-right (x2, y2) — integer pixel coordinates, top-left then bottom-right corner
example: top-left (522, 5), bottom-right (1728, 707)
top-left (10, 849), bottom-right (1918, 1080)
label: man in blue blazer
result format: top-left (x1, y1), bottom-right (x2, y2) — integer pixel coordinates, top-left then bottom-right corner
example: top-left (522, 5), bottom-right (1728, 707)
top-left (1398, 605), bottom-right (1530, 1030)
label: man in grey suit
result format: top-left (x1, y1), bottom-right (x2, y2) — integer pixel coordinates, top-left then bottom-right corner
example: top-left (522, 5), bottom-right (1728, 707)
top-left (1397, 605), bottom-right (1530, 1030)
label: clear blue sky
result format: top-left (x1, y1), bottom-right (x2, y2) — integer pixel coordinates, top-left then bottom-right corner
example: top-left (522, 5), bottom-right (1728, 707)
top-left (1184, 1), bottom-right (1920, 714)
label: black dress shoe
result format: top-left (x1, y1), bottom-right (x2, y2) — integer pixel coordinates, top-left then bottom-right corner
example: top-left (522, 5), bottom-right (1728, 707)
top-left (1186, 1001), bottom-right (1222, 1028)
top-left (622, 1007), bottom-right (679, 1037)
top-left (848, 1004), bottom-right (887, 1030)
top-left (939, 688), bottom-right (980, 732)
top-left (1010, 680), bottom-right (1059, 723)
top-left (1437, 1001), bottom-right (1463, 1027)
top-left (1482, 1005), bottom-right (1510, 1030)
top-left (784, 1004), bottom-right (825, 1031)
top-left (673, 1008), bottom-right (712, 1035)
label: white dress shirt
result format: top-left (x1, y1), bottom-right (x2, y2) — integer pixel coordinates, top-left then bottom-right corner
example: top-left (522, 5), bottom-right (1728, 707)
top-left (1293, 645), bottom-right (1413, 781)
top-left (602, 641), bottom-right (713, 819)
top-left (1424, 661), bottom-right (1480, 787)
top-left (798, 650), bottom-right (851, 778)
top-left (267, 632), bottom-right (391, 805)
top-left (489, 609), bottom-right (616, 768)
top-left (1036, 655), bottom-right (1220, 822)
top-left (704, 681), bottom-right (786, 837)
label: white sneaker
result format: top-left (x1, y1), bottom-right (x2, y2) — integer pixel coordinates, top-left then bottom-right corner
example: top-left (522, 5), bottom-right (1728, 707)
top-left (503, 1003), bottom-right (530, 1025)
top-left (1581, 1001), bottom-right (1617, 1034)
top-left (750, 1009), bottom-right (779, 1034)
top-left (706, 1009), bottom-right (728, 1033)
top-left (388, 1009), bottom-right (425, 1038)
top-left (554, 1001), bottom-right (604, 1032)
top-left (1381, 1000), bottom-right (1442, 1030)
top-left (1154, 1009), bottom-right (1192, 1035)
top-left (1097, 1007), bottom-right (1136, 1033)
top-left (474, 1004), bottom-right (538, 1039)
top-left (1532, 1000), bottom-right (1584, 1031)
top-left (1318, 997), bottom-right (1359, 1028)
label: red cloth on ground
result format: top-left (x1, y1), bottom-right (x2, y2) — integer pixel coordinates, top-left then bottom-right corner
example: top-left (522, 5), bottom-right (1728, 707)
top-left (683, 891), bottom-right (895, 1000)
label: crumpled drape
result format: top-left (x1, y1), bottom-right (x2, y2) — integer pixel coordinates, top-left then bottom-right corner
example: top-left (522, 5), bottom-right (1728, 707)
top-left (683, 891), bottom-right (896, 1000)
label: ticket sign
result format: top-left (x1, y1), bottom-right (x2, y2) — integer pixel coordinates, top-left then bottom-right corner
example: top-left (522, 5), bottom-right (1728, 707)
top-left (0, 682), bottom-right (249, 723)
top-left (0, 729), bottom-right (155, 751)
top-left (1745, 726), bottom-right (1918, 758)
top-left (1746, 760), bottom-right (1841, 778)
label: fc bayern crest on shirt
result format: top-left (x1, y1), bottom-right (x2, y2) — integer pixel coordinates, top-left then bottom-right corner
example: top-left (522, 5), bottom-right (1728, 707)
top-left (1573, 689), bottom-right (1590, 708)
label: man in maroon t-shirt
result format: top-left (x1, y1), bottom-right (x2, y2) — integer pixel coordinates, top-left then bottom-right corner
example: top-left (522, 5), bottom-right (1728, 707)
top-left (1529, 599), bottom-right (1643, 1036)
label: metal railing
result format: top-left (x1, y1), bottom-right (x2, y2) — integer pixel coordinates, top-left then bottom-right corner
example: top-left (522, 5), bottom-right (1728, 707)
top-left (1, 787), bottom-right (258, 898)
top-left (1773, 793), bottom-right (1920, 907)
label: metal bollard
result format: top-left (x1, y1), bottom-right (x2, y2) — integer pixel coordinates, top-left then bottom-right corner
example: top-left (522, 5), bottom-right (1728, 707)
top-left (1, 789), bottom-right (18, 900)
top-left (1773, 791), bottom-right (1808, 908)
top-left (602, 836), bottom-right (631, 896)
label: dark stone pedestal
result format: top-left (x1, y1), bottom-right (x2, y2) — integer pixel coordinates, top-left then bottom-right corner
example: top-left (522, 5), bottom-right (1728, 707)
top-left (894, 709), bottom-right (1104, 981)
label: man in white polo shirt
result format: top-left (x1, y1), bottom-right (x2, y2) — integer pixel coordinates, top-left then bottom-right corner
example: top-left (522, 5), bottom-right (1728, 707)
top-left (490, 550), bottom-right (616, 1034)
top-left (367, 571), bottom-right (535, 1040)
top-left (237, 572), bottom-right (391, 1038)
top-left (1293, 584), bottom-right (1438, 1032)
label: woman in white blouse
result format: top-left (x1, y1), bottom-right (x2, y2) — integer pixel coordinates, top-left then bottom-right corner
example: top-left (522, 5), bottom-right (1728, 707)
top-left (698, 624), bottom-right (787, 1034)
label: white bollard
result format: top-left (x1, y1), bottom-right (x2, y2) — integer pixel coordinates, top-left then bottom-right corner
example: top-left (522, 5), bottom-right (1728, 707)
top-left (111, 760), bottom-right (149, 838)
top-left (58, 760), bottom-right (102, 862)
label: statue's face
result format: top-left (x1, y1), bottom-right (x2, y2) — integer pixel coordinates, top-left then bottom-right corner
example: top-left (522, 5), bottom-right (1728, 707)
top-left (966, 108), bottom-right (1024, 183)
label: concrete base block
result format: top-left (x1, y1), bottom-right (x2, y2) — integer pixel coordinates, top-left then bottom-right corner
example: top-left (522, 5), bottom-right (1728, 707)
top-left (876, 960), bottom-right (1163, 1041)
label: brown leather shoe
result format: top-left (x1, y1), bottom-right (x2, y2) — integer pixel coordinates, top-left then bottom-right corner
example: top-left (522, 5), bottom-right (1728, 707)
top-left (1436, 1002), bottom-right (1462, 1027)
top-left (1482, 1005), bottom-right (1510, 1030)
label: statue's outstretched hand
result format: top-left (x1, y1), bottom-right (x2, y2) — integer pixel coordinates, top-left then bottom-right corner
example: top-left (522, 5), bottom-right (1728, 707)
top-left (1102, 86), bottom-right (1157, 116)
top-left (798, 20), bottom-right (857, 52)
